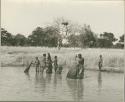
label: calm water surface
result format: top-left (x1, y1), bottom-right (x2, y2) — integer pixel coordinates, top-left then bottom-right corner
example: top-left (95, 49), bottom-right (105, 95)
top-left (0, 67), bottom-right (124, 102)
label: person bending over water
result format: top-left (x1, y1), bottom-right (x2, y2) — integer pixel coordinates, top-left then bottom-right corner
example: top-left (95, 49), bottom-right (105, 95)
top-left (98, 55), bottom-right (103, 71)
top-left (67, 53), bottom-right (84, 79)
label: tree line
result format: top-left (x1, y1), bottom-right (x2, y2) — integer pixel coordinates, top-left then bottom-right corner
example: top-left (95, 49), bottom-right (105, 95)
top-left (1, 18), bottom-right (124, 49)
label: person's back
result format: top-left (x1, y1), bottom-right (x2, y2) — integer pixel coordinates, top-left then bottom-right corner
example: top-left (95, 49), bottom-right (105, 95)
top-left (78, 54), bottom-right (84, 66)
top-left (79, 57), bottom-right (84, 65)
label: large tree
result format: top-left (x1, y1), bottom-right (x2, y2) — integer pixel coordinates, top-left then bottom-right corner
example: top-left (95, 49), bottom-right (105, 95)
top-left (1, 28), bottom-right (14, 46)
top-left (27, 26), bottom-right (61, 47)
top-left (79, 24), bottom-right (96, 48)
top-left (52, 17), bottom-right (81, 40)
top-left (114, 34), bottom-right (124, 48)
top-left (27, 27), bottom-right (46, 46)
top-left (119, 34), bottom-right (124, 42)
top-left (14, 34), bottom-right (27, 46)
top-left (97, 32), bottom-right (117, 48)
top-left (68, 34), bottom-right (80, 48)
top-left (44, 26), bottom-right (61, 47)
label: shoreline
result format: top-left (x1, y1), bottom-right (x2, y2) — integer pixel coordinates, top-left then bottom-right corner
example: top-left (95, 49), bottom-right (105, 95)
top-left (1, 66), bottom-right (124, 73)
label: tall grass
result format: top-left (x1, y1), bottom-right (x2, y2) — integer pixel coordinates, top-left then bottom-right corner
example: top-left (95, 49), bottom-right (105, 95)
top-left (1, 46), bottom-right (124, 72)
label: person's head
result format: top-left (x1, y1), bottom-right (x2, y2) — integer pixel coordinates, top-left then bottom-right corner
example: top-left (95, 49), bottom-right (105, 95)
top-left (36, 57), bottom-right (38, 60)
top-left (43, 53), bottom-right (46, 57)
top-left (78, 54), bottom-right (82, 58)
top-left (48, 53), bottom-right (50, 56)
top-left (100, 55), bottom-right (102, 58)
top-left (55, 56), bottom-right (57, 59)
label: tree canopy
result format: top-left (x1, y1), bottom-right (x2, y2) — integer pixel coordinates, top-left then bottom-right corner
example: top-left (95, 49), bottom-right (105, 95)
top-left (1, 18), bottom-right (124, 49)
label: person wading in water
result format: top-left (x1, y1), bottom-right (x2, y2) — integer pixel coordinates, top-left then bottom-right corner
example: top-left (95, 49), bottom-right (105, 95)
top-left (41, 54), bottom-right (46, 73)
top-left (67, 54), bottom-right (84, 79)
top-left (53, 56), bottom-right (58, 73)
top-left (46, 53), bottom-right (53, 74)
top-left (77, 54), bottom-right (84, 79)
top-left (98, 55), bottom-right (103, 71)
top-left (35, 57), bottom-right (41, 73)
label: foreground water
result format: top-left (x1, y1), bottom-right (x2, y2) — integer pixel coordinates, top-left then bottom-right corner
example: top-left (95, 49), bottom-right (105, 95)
top-left (0, 67), bottom-right (123, 102)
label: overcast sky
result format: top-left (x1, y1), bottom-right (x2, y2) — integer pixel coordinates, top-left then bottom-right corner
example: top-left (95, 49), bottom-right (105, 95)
top-left (1, 0), bottom-right (124, 38)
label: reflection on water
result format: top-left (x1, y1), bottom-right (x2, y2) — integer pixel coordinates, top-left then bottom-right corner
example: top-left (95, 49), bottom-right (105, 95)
top-left (53, 74), bottom-right (62, 89)
top-left (66, 79), bottom-right (84, 102)
top-left (98, 71), bottom-right (102, 89)
top-left (25, 72), bottom-right (31, 81)
top-left (35, 72), bottom-right (46, 93)
top-left (0, 67), bottom-right (124, 102)
top-left (45, 74), bottom-right (52, 84)
top-left (34, 72), bottom-right (63, 95)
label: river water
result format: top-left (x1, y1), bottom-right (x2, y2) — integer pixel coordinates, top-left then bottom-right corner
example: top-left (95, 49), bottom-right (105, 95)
top-left (0, 67), bottom-right (124, 102)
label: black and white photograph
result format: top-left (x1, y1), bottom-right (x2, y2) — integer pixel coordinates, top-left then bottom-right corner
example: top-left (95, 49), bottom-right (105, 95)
top-left (0, 0), bottom-right (124, 102)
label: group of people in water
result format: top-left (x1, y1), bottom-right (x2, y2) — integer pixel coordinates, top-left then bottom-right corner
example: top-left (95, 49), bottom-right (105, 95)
top-left (24, 53), bottom-right (63, 74)
top-left (24, 53), bottom-right (103, 79)
top-left (34, 53), bottom-right (63, 74)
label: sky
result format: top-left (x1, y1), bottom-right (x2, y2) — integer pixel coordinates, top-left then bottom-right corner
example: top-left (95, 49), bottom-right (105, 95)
top-left (1, 0), bottom-right (124, 38)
